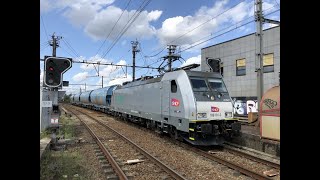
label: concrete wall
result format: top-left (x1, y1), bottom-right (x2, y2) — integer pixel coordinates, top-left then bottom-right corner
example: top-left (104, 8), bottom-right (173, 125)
top-left (201, 26), bottom-right (280, 115)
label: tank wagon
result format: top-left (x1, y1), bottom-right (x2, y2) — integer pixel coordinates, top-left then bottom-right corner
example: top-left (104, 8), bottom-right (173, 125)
top-left (79, 90), bottom-right (93, 108)
top-left (72, 93), bottom-right (82, 105)
top-left (72, 70), bottom-right (240, 146)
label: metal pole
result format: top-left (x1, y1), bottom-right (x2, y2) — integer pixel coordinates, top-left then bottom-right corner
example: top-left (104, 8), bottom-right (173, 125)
top-left (168, 47), bottom-right (172, 72)
top-left (255, 0), bottom-right (264, 105)
top-left (40, 84), bottom-right (42, 133)
top-left (131, 40), bottom-right (140, 81)
top-left (133, 49), bottom-right (136, 81)
top-left (52, 34), bottom-right (56, 57)
top-left (102, 76), bottom-right (103, 88)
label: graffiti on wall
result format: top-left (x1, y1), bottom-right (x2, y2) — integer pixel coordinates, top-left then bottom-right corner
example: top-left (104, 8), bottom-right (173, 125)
top-left (263, 98), bottom-right (277, 109)
top-left (233, 97), bottom-right (258, 115)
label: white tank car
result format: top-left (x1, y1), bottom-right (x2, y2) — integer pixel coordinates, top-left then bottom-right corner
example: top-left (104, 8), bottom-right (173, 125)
top-left (110, 70), bottom-right (240, 146)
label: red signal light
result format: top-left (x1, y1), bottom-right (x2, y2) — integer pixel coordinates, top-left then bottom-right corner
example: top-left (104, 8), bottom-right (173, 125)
top-left (49, 67), bottom-right (54, 71)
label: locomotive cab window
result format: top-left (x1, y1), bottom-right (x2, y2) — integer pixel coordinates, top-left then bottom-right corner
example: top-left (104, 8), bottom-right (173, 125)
top-left (208, 79), bottom-right (227, 92)
top-left (190, 78), bottom-right (209, 92)
top-left (171, 80), bottom-right (177, 93)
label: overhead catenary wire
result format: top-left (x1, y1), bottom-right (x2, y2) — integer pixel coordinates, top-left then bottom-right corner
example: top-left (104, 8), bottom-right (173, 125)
top-left (168, 0), bottom-right (249, 45)
top-left (101, 0), bottom-right (152, 59)
top-left (39, 58), bottom-right (160, 70)
top-left (62, 38), bottom-right (80, 58)
top-left (40, 41), bottom-right (49, 48)
top-left (180, 21), bottom-right (254, 52)
top-left (101, 0), bottom-right (150, 58)
top-left (273, 0), bottom-right (280, 8)
top-left (142, 0), bottom-right (250, 59)
top-left (179, 8), bottom-right (279, 53)
top-left (101, 0), bottom-right (151, 59)
top-left (40, 43), bottom-right (50, 52)
top-left (40, 42), bottom-right (50, 50)
top-left (84, 7), bottom-right (279, 80)
top-left (95, 0), bottom-right (132, 56)
top-left (128, 57), bottom-right (162, 75)
top-left (60, 45), bottom-right (77, 58)
top-left (134, 7), bottom-right (279, 75)
top-left (40, 15), bottom-right (49, 42)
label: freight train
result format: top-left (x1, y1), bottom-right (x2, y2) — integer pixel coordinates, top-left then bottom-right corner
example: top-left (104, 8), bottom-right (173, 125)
top-left (71, 69), bottom-right (240, 146)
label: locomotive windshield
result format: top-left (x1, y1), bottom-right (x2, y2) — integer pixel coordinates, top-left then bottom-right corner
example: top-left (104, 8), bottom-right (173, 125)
top-left (189, 76), bottom-right (230, 102)
top-left (190, 78), bottom-right (209, 91)
top-left (207, 78), bottom-right (227, 92)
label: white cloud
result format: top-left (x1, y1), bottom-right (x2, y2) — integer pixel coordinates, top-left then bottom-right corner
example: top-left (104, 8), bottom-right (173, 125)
top-left (63, 3), bottom-right (97, 26)
top-left (71, 54), bottom-right (129, 88)
top-left (263, 1), bottom-right (275, 12)
top-left (98, 59), bottom-right (127, 77)
top-left (156, 0), bottom-right (253, 46)
top-left (147, 10), bottom-right (162, 21)
top-left (41, 0), bottom-right (162, 41)
top-left (77, 55), bottom-right (111, 71)
top-left (180, 55), bottom-right (201, 67)
top-left (72, 72), bottom-right (89, 82)
top-left (40, 0), bottom-right (115, 13)
top-left (40, 0), bottom-right (52, 13)
top-left (84, 6), bottom-right (162, 40)
top-left (62, 84), bottom-right (97, 95)
top-left (263, 23), bottom-right (278, 30)
top-left (107, 75), bottom-right (132, 86)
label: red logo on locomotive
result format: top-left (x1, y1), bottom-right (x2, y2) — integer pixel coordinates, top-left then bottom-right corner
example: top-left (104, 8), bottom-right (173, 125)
top-left (171, 98), bottom-right (180, 106)
top-left (211, 106), bottom-right (219, 112)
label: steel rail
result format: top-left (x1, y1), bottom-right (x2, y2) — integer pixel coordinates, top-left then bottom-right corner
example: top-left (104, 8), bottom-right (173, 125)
top-left (66, 106), bottom-right (128, 180)
top-left (71, 106), bottom-right (187, 180)
top-left (173, 140), bottom-right (273, 180)
top-left (223, 145), bottom-right (280, 169)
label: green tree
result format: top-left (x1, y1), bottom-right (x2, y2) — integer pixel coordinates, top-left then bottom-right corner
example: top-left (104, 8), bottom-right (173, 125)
top-left (63, 94), bottom-right (72, 103)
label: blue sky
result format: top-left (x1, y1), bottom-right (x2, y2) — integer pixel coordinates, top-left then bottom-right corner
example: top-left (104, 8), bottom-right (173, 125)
top-left (40, 0), bottom-right (280, 95)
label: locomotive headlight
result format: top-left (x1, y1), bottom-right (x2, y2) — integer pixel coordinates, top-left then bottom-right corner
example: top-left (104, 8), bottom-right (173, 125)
top-left (225, 112), bottom-right (233, 118)
top-left (197, 113), bottom-right (207, 118)
top-left (210, 96), bottom-right (215, 100)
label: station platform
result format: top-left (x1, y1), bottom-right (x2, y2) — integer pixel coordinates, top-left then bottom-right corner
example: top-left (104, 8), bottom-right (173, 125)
top-left (227, 122), bottom-right (280, 157)
top-left (40, 138), bottom-right (51, 159)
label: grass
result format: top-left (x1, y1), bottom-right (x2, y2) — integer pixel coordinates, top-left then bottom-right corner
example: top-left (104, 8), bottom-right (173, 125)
top-left (40, 129), bottom-right (51, 139)
top-left (41, 114), bottom-right (90, 179)
top-left (40, 113), bottom-right (75, 140)
top-left (40, 150), bottom-right (89, 180)
top-left (57, 115), bottom-right (75, 139)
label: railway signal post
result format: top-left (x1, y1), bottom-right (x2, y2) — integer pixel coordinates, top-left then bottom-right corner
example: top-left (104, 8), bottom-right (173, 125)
top-left (41, 56), bottom-right (72, 146)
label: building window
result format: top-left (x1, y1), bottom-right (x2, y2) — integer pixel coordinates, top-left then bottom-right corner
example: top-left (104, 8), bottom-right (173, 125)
top-left (236, 58), bottom-right (246, 76)
top-left (171, 80), bottom-right (177, 93)
top-left (263, 53), bottom-right (274, 73)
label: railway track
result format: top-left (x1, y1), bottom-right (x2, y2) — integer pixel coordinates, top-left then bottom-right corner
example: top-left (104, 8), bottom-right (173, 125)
top-left (65, 105), bottom-right (187, 180)
top-left (67, 106), bottom-right (128, 180)
top-left (180, 142), bottom-right (276, 180)
top-left (222, 145), bottom-right (280, 170)
top-left (68, 105), bottom-right (279, 180)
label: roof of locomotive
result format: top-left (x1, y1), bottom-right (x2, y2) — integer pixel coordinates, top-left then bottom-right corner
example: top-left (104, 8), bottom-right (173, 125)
top-left (117, 69), bottom-right (223, 90)
top-left (185, 70), bottom-right (222, 79)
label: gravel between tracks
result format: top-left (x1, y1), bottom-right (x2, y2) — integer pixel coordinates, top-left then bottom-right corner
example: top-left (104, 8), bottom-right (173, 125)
top-left (75, 106), bottom-right (255, 180)
top-left (78, 113), bottom-right (174, 180)
top-left (214, 150), bottom-right (280, 180)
